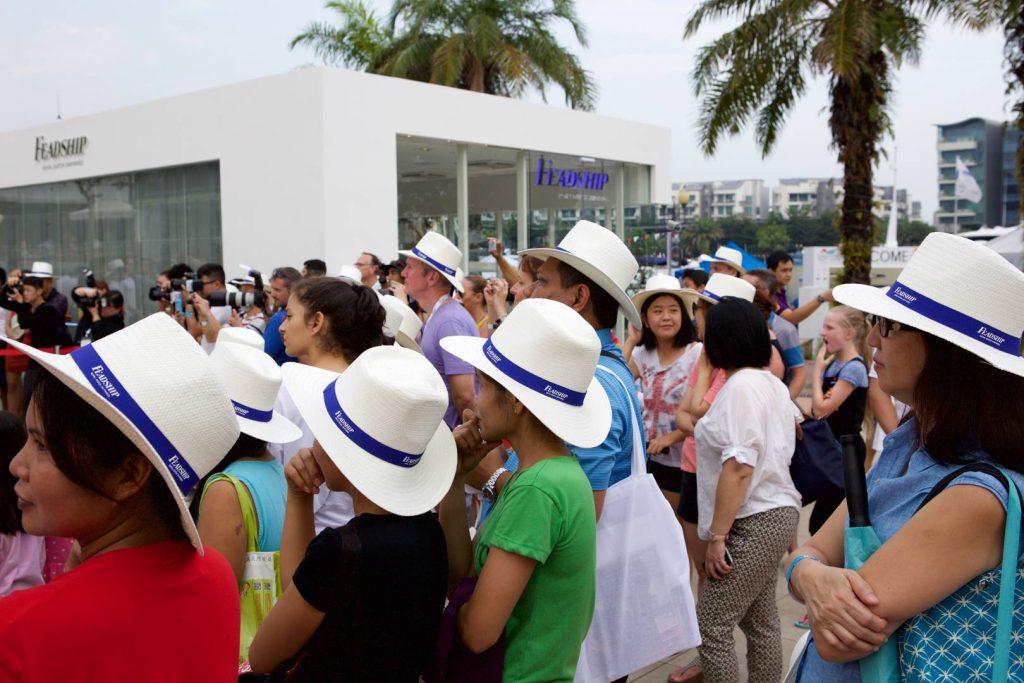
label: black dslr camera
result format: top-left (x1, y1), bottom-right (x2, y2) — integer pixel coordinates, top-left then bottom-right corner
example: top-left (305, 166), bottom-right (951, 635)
top-left (209, 269), bottom-right (266, 310)
top-left (148, 271), bottom-right (203, 302)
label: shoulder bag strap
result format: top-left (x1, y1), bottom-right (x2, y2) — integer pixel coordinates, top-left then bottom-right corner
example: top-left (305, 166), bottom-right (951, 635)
top-left (915, 461), bottom-right (1021, 681)
top-left (202, 473), bottom-right (260, 553)
top-left (596, 364), bottom-right (645, 480)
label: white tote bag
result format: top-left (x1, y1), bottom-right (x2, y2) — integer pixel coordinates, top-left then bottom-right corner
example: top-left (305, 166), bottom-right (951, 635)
top-left (574, 367), bottom-right (701, 683)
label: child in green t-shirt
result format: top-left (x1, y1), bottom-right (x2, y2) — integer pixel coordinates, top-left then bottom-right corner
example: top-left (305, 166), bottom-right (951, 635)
top-left (438, 298), bottom-right (612, 682)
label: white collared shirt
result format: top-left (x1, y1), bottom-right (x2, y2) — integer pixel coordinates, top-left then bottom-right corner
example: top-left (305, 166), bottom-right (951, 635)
top-left (695, 368), bottom-right (802, 539)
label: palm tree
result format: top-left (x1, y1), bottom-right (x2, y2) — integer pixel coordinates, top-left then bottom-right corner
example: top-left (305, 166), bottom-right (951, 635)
top-left (684, 1), bottom-right (955, 283)
top-left (681, 218), bottom-right (724, 258)
top-left (292, 0), bottom-right (596, 110)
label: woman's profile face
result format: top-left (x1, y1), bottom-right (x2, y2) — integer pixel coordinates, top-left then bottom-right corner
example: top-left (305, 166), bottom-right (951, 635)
top-left (280, 294), bottom-right (315, 359)
top-left (9, 402), bottom-right (115, 539)
top-left (473, 372), bottom-right (513, 442)
top-left (645, 294), bottom-right (683, 342)
top-left (867, 319), bottom-right (926, 406)
top-left (694, 300), bottom-right (709, 341)
top-left (510, 267), bottom-right (536, 305)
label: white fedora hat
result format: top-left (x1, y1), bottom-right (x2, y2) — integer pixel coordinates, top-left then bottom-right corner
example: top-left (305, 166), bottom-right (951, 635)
top-left (216, 326), bottom-right (265, 351)
top-left (631, 274), bottom-right (700, 317)
top-left (834, 232), bottom-right (1024, 377)
top-left (440, 298), bottom-right (611, 448)
top-left (520, 220), bottom-right (641, 329)
top-left (281, 346), bottom-right (456, 516)
top-left (25, 261), bottom-right (54, 278)
top-left (336, 264), bottom-right (362, 285)
top-left (378, 292), bottom-right (423, 353)
top-left (2, 313), bottom-right (238, 552)
top-left (398, 231), bottom-right (466, 294)
top-left (710, 246), bottom-right (745, 274)
top-left (211, 342), bottom-right (302, 444)
top-left (696, 272), bottom-right (756, 306)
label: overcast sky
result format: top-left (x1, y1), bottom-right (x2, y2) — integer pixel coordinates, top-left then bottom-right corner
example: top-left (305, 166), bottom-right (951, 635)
top-left (0, 0), bottom-right (1011, 219)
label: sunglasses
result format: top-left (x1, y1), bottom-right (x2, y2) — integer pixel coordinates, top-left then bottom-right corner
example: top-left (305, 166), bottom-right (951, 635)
top-left (869, 314), bottom-right (916, 338)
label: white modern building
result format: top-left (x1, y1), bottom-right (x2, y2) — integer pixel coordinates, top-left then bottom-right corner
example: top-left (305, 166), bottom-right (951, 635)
top-left (0, 67), bottom-right (671, 319)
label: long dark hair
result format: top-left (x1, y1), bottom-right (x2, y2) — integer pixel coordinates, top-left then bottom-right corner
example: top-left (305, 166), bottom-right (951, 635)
top-left (188, 431), bottom-right (267, 519)
top-left (0, 412), bottom-right (28, 535)
top-left (913, 334), bottom-right (1024, 468)
top-left (32, 371), bottom-right (187, 541)
top-left (291, 277), bottom-right (385, 362)
top-left (640, 293), bottom-right (696, 351)
top-left (704, 298), bottom-right (772, 370)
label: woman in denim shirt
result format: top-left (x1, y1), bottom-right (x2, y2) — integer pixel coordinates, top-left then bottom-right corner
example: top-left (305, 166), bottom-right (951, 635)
top-left (786, 232), bottom-right (1024, 682)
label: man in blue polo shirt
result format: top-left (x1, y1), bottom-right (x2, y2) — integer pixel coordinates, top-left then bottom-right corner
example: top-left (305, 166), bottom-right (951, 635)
top-left (263, 266), bottom-right (301, 365)
top-left (472, 220), bottom-right (645, 517)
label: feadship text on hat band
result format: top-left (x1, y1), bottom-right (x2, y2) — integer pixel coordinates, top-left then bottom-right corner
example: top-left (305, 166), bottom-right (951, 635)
top-left (482, 338), bottom-right (586, 406)
top-left (411, 247), bottom-right (456, 277)
top-left (70, 345), bottom-right (199, 494)
top-left (886, 282), bottom-right (1022, 356)
top-left (231, 400), bottom-right (273, 423)
top-left (322, 379), bottom-right (423, 468)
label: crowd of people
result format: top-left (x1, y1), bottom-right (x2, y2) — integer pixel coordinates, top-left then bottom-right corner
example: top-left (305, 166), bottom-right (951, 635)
top-left (0, 223), bottom-right (1022, 683)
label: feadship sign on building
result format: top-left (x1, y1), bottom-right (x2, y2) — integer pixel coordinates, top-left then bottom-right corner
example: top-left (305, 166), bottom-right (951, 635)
top-left (0, 67), bottom-right (670, 292)
top-left (34, 135), bottom-right (88, 170)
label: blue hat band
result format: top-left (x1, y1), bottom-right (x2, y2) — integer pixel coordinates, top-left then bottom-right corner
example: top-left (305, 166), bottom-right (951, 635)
top-left (482, 338), bottom-right (586, 407)
top-left (886, 282), bottom-right (1021, 356)
top-left (71, 345), bottom-right (199, 495)
top-left (322, 380), bottom-right (423, 468)
top-left (231, 400), bottom-right (273, 423)
top-left (411, 247), bottom-right (456, 277)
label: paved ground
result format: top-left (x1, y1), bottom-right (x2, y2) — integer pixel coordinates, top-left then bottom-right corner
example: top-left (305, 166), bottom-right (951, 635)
top-left (624, 504), bottom-right (814, 683)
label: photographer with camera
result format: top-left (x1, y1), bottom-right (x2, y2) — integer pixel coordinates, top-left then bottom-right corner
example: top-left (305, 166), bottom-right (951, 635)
top-left (24, 262), bottom-right (69, 320)
top-left (74, 289), bottom-right (125, 344)
top-left (184, 263), bottom-right (231, 354)
top-left (0, 273), bottom-right (72, 401)
top-left (71, 271), bottom-right (107, 343)
top-left (227, 275), bottom-right (267, 336)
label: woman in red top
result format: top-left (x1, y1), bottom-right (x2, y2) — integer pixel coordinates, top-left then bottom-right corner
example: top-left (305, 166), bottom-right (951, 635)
top-left (0, 314), bottom-right (241, 682)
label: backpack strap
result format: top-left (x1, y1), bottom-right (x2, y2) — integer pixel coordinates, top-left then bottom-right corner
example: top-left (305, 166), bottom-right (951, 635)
top-left (201, 473), bottom-right (261, 553)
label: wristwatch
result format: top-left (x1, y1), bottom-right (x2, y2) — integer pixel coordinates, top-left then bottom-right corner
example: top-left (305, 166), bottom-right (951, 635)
top-left (482, 467), bottom-right (508, 502)
top-left (816, 294), bottom-right (826, 304)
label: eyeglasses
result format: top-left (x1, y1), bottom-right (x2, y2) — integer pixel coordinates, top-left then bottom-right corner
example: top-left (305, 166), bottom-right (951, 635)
top-left (869, 314), bottom-right (915, 338)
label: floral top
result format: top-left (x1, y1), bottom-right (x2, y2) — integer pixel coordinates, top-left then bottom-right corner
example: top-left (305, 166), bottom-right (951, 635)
top-left (631, 342), bottom-right (702, 468)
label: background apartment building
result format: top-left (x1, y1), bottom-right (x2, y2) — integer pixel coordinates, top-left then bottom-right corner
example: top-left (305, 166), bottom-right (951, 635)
top-left (935, 117), bottom-right (1020, 231)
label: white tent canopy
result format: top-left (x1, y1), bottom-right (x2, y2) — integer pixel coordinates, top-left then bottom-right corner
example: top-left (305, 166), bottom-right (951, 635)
top-left (980, 226), bottom-right (1023, 269)
top-left (961, 225), bottom-right (1024, 269)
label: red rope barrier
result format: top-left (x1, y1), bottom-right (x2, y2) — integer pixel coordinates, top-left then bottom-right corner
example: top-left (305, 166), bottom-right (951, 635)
top-left (0, 346), bottom-right (79, 357)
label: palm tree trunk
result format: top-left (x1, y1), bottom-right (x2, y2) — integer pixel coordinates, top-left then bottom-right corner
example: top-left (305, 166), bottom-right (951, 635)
top-left (830, 51), bottom-right (888, 285)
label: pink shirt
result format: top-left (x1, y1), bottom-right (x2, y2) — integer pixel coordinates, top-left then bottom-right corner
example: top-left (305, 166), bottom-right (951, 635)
top-left (681, 367), bottom-right (727, 472)
top-left (0, 533), bottom-right (45, 597)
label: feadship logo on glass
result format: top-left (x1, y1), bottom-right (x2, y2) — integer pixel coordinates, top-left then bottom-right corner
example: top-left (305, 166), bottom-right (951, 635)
top-left (89, 365), bottom-right (122, 399)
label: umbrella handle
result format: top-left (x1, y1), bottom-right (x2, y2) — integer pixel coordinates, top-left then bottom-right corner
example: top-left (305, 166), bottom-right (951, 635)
top-left (841, 435), bottom-right (870, 527)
